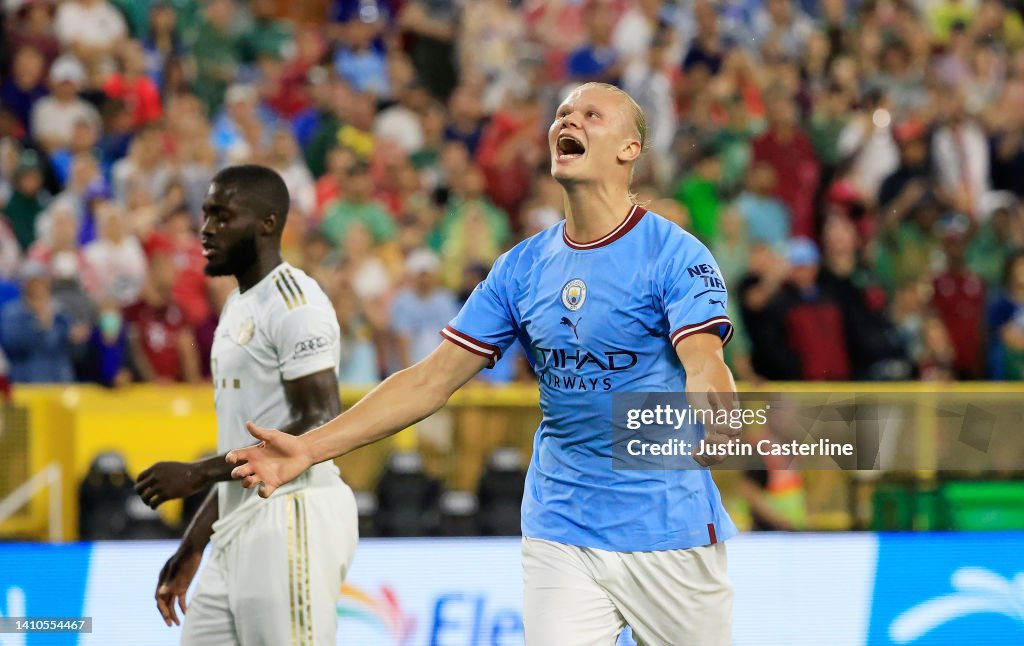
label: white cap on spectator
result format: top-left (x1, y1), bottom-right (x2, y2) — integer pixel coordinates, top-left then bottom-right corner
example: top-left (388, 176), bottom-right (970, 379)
top-left (405, 248), bottom-right (441, 276)
top-left (49, 55), bottom-right (86, 86)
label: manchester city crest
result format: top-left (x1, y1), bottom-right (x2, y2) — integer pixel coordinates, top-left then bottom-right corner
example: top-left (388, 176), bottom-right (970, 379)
top-left (561, 278), bottom-right (587, 311)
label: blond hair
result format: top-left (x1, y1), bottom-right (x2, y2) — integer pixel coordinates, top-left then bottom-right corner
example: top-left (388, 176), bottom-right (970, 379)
top-left (569, 82), bottom-right (648, 204)
top-left (572, 82), bottom-right (648, 152)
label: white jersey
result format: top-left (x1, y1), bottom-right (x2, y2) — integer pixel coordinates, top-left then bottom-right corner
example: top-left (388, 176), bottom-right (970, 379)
top-left (210, 262), bottom-right (343, 543)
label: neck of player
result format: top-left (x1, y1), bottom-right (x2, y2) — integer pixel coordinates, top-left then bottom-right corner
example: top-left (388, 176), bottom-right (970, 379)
top-left (562, 181), bottom-right (636, 244)
top-left (236, 248), bottom-right (284, 293)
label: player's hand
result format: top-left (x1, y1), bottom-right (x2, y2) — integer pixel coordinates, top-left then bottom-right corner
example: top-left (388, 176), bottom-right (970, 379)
top-left (693, 391), bottom-right (742, 468)
top-left (155, 547), bottom-right (201, 627)
top-left (226, 421), bottom-right (313, 498)
top-left (135, 461), bottom-right (207, 508)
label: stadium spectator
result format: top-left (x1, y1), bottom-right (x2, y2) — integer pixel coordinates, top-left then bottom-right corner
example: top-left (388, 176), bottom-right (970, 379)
top-left (373, 80), bottom-right (430, 155)
top-left (102, 39), bottom-right (163, 128)
top-left (752, 88), bottom-right (819, 238)
top-left (320, 160), bottom-right (396, 248)
top-left (5, 1), bottom-right (61, 67)
top-left (988, 251), bottom-right (1024, 380)
top-left (1, 46), bottom-right (49, 132)
top-left (83, 300), bottom-right (132, 387)
top-left (265, 129), bottom-right (317, 222)
top-left (53, 0), bottom-right (127, 70)
top-left (0, 260), bottom-right (89, 383)
top-left (188, 0), bottom-right (242, 113)
top-left (391, 249), bottom-right (458, 368)
top-left (124, 250), bottom-right (200, 384)
top-left (673, 147), bottom-right (722, 243)
top-left (240, 0), bottom-right (295, 64)
top-left (333, 6), bottom-right (391, 97)
top-left (141, 1), bottom-right (184, 90)
top-left (931, 226), bottom-right (986, 378)
top-left (733, 161), bottom-right (791, 247)
top-left (111, 125), bottom-right (171, 205)
top-left (399, 0), bottom-right (460, 100)
top-left (82, 202), bottom-right (147, 307)
top-left (29, 55), bottom-right (101, 153)
top-left (3, 151), bottom-right (50, 251)
top-left (744, 237), bottom-right (851, 380)
top-left (567, 0), bottom-right (623, 84)
top-left (932, 89), bottom-right (991, 220)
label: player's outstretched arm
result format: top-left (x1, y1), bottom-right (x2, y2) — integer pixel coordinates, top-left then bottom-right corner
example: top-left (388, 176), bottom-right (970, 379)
top-left (227, 340), bottom-right (489, 497)
top-left (135, 368), bottom-right (342, 508)
top-left (677, 332), bottom-right (741, 467)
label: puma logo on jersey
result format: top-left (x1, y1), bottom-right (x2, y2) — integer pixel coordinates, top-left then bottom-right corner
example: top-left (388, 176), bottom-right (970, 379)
top-left (708, 299), bottom-right (725, 308)
top-left (559, 316), bottom-right (581, 339)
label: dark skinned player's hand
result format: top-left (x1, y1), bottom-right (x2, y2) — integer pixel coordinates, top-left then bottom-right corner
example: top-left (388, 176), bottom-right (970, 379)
top-left (135, 461), bottom-right (206, 509)
top-left (155, 547), bottom-right (202, 626)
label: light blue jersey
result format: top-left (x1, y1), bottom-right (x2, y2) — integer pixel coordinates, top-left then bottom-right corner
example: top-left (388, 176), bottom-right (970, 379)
top-left (442, 206), bottom-right (738, 552)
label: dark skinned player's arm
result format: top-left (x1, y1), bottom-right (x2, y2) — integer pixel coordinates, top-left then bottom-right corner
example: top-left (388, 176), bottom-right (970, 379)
top-left (136, 368), bottom-right (342, 509)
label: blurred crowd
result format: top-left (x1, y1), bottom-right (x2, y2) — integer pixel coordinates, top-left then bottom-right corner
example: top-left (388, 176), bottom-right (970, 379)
top-left (1, 0), bottom-right (1023, 389)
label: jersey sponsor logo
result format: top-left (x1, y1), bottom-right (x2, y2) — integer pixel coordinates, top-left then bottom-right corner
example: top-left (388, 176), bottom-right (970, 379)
top-left (687, 263), bottom-right (726, 297)
top-left (559, 316), bottom-right (581, 339)
top-left (534, 347), bottom-right (638, 371)
top-left (560, 278), bottom-right (587, 311)
top-left (534, 345), bottom-right (638, 390)
top-left (294, 336), bottom-right (330, 358)
top-left (237, 318), bottom-right (255, 345)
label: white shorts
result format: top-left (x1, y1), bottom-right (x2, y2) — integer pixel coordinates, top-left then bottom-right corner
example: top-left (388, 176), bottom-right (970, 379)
top-left (522, 537), bottom-right (732, 646)
top-left (180, 484), bottom-right (358, 646)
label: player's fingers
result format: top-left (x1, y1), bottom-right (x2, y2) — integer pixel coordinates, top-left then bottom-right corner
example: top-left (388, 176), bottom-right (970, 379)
top-left (258, 482), bottom-right (276, 499)
top-left (134, 475), bottom-right (151, 493)
top-left (156, 591), bottom-right (173, 626)
top-left (241, 474), bottom-right (262, 489)
top-left (225, 449), bottom-right (241, 464)
top-left (231, 463), bottom-right (254, 480)
top-left (177, 591), bottom-right (188, 616)
top-left (245, 420), bottom-right (275, 443)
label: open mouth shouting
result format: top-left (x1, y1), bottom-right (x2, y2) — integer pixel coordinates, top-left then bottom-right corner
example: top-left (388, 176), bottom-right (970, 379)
top-left (556, 133), bottom-right (586, 163)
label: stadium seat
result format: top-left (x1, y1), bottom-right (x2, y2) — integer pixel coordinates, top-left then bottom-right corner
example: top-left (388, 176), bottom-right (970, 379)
top-left (476, 448), bottom-right (526, 536)
top-left (353, 490), bottom-right (379, 538)
top-left (438, 490), bottom-right (479, 537)
top-left (374, 452), bottom-right (441, 537)
top-left (78, 451), bottom-right (171, 540)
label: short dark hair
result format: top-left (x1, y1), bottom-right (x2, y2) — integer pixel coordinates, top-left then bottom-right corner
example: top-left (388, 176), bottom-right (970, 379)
top-left (212, 164), bottom-right (290, 233)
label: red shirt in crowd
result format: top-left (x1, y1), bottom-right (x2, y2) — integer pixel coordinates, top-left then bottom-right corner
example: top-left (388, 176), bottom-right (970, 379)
top-left (144, 233), bottom-right (210, 327)
top-left (103, 73), bottom-right (163, 128)
top-left (932, 269), bottom-right (985, 378)
top-left (124, 299), bottom-right (188, 381)
top-left (785, 301), bottom-right (851, 380)
top-left (752, 129), bottom-right (820, 238)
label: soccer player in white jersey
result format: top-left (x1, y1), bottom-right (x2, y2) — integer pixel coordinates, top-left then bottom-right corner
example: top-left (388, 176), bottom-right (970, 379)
top-left (227, 85), bottom-right (739, 644)
top-left (134, 165), bottom-right (358, 645)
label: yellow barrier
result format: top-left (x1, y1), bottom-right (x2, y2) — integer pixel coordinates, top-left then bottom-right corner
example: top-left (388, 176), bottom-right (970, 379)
top-left (4, 382), bottom-right (1024, 541)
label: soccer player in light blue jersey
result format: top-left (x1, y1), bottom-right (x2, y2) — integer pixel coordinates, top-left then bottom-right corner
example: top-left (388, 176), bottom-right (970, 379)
top-left (228, 82), bottom-right (739, 645)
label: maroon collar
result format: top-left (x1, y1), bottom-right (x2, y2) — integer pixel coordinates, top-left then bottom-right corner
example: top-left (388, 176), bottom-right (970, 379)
top-left (562, 204), bottom-right (647, 250)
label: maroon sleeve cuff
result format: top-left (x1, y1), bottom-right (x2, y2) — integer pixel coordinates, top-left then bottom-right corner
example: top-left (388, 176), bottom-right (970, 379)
top-left (671, 317), bottom-right (734, 348)
top-left (439, 325), bottom-right (502, 368)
